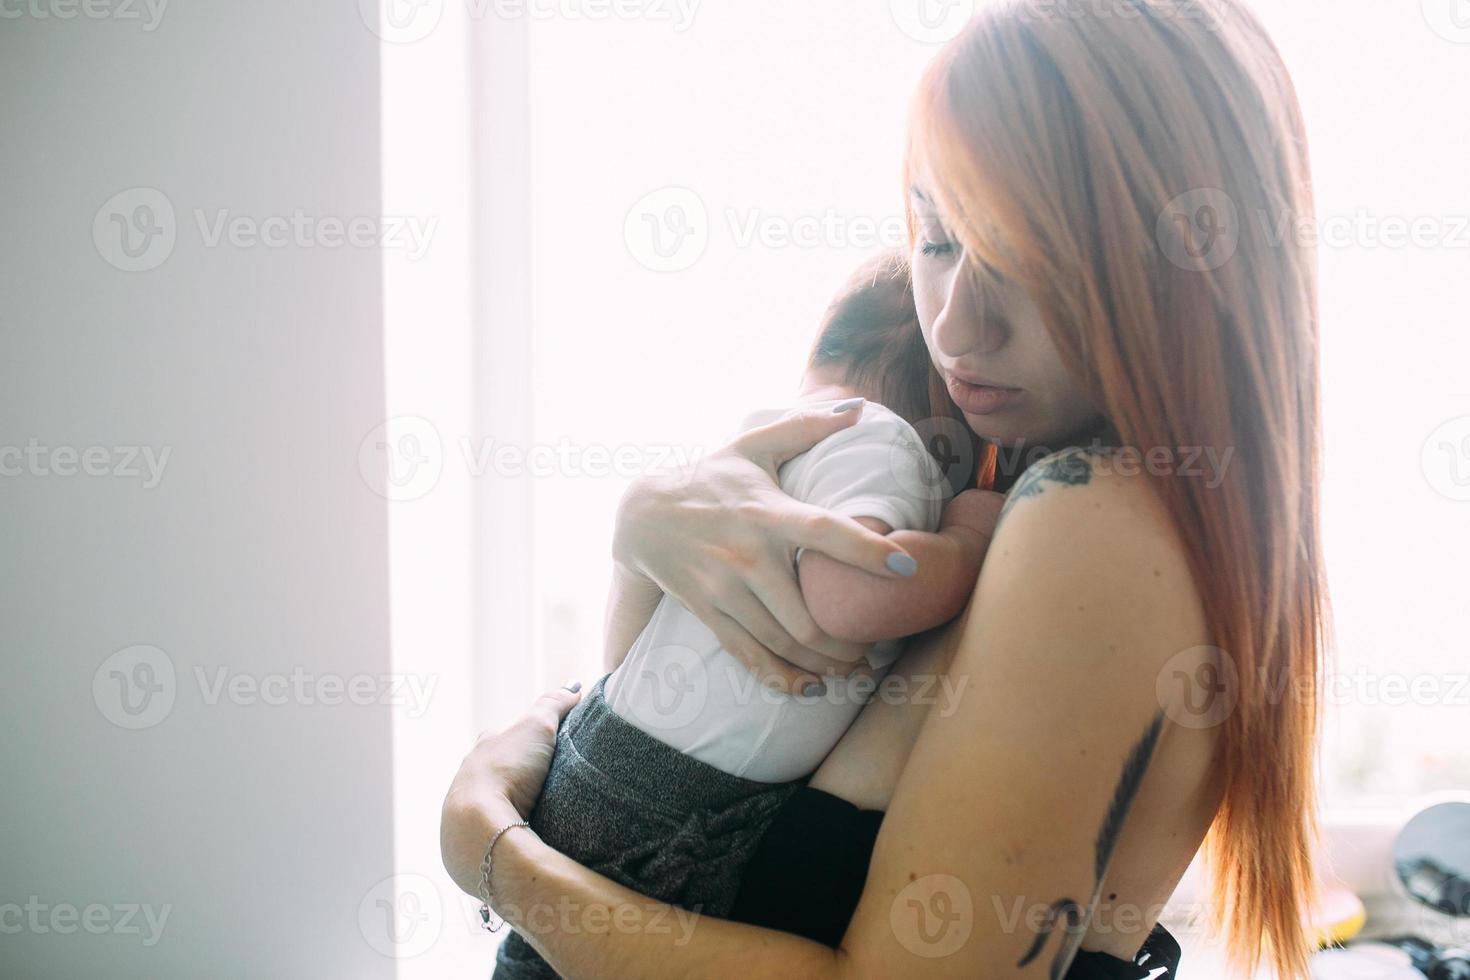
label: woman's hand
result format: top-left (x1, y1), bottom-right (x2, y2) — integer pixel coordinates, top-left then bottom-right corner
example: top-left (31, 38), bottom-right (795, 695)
top-left (440, 684), bottom-right (583, 897)
top-left (613, 402), bottom-right (918, 694)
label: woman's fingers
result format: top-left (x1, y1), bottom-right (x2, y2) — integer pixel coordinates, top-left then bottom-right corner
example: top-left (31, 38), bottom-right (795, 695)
top-left (503, 684), bottom-right (585, 740)
top-left (734, 400), bottom-right (867, 468)
top-left (538, 682), bottom-right (584, 718)
top-left (781, 501), bottom-right (918, 580)
top-left (689, 601), bottom-right (823, 695)
top-left (716, 586), bottom-right (865, 678)
top-left (743, 556), bottom-right (874, 664)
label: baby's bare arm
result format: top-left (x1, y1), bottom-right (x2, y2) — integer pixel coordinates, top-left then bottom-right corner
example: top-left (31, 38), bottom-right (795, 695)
top-left (797, 490), bottom-right (1005, 644)
top-left (602, 563), bottom-right (664, 673)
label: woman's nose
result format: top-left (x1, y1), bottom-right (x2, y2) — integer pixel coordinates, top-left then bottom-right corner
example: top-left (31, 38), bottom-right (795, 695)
top-left (932, 261), bottom-right (1007, 357)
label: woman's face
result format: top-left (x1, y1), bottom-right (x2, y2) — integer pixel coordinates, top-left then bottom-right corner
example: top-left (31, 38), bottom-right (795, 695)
top-left (909, 188), bottom-right (1103, 450)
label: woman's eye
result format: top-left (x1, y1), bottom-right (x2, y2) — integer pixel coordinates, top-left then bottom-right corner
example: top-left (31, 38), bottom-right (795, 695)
top-left (919, 239), bottom-right (955, 257)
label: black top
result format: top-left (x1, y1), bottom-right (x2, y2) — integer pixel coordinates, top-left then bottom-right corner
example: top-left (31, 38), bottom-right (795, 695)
top-left (728, 786), bottom-right (1181, 979)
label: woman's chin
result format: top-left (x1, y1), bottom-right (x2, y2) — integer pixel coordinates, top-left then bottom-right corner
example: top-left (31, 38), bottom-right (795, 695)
top-left (963, 410), bottom-right (1111, 457)
top-left (959, 414), bottom-right (1044, 451)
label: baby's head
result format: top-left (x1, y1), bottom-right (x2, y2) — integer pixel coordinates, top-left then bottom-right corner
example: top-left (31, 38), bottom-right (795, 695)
top-left (803, 249), bottom-right (939, 430)
top-left (804, 248), bottom-right (989, 492)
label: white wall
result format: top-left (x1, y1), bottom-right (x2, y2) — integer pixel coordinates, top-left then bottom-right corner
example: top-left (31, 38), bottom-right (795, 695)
top-left (0, 4), bottom-right (397, 978)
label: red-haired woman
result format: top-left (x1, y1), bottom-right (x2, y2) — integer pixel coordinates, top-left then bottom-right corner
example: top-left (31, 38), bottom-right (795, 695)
top-left (443, 1), bottom-right (1328, 976)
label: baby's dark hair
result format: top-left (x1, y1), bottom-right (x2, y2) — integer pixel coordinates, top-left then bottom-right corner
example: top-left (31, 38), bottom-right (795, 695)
top-left (808, 249), bottom-right (935, 428)
top-left (806, 248), bottom-right (990, 492)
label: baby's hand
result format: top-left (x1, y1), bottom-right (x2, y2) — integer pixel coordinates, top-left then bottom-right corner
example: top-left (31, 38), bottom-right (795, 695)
top-left (940, 489), bottom-right (1006, 544)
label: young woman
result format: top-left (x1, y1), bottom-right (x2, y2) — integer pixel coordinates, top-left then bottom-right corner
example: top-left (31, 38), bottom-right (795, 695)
top-left (442, 0), bottom-right (1329, 976)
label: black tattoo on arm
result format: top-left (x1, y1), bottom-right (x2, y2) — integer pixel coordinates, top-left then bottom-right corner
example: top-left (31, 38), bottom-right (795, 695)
top-left (996, 446), bottom-right (1113, 527)
top-left (1015, 899), bottom-right (1085, 978)
top-left (1015, 710), bottom-right (1168, 979)
top-left (1094, 710), bottom-right (1166, 883)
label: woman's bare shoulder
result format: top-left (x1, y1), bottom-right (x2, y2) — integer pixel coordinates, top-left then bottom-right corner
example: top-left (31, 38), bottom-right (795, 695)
top-left (999, 445), bottom-right (1174, 528)
top-left (982, 445), bottom-right (1212, 682)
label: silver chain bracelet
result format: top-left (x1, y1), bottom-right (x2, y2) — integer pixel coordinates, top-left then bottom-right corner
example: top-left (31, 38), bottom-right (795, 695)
top-left (478, 819), bottom-right (533, 932)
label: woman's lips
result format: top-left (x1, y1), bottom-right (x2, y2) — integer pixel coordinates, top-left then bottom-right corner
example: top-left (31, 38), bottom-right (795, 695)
top-left (946, 375), bottom-right (1023, 415)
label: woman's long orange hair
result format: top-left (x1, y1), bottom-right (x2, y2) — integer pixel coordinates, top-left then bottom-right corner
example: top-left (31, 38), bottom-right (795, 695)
top-left (905, 1), bottom-right (1328, 975)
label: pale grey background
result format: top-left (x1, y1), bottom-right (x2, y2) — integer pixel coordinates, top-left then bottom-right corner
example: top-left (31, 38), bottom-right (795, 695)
top-left (0, 3), bottom-right (396, 978)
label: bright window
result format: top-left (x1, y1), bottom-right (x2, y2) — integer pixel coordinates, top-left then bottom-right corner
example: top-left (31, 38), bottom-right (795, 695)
top-left (521, 0), bottom-right (1470, 809)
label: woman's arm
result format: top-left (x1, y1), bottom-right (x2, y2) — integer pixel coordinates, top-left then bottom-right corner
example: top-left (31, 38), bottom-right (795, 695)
top-left (451, 796), bottom-right (844, 978)
top-left (446, 451), bottom-right (1217, 978)
top-left (834, 452), bottom-right (1214, 977)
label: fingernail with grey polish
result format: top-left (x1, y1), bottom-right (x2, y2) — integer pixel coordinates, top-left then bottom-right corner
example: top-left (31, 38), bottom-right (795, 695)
top-left (831, 397), bottom-right (864, 414)
top-left (564, 680), bottom-right (582, 693)
top-left (802, 679), bottom-right (826, 697)
top-left (886, 552), bottom-right (918, 577)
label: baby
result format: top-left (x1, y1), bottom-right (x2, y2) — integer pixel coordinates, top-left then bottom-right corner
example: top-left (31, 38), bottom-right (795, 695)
top-left (493, 251), bottom-right (1001, 980)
